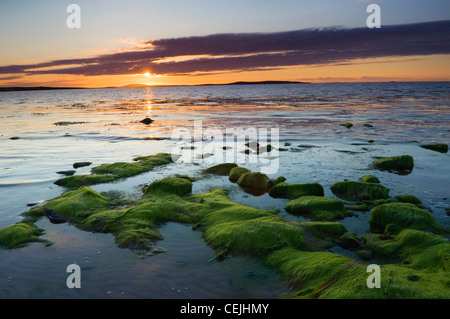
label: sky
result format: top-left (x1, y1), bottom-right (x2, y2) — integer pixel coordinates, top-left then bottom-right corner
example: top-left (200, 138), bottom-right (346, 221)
top-left (0, 0), bottom-right (449, 87)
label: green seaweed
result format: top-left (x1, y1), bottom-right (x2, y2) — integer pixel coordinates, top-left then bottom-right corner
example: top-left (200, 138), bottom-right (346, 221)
top-left (39, 186), bottom-right (111, 224)
top-left (0, 223), bottom-right (46, 249)
top-left (285, 196), bottom-right (353, 221)
top-left (330, 181), bottom-right (389, 202)
top-left (395, 194), bottom-right (422, 206)
top-left (143, 177), bottom-right (193, 196)
top-left (265, 247), bottom-right (450, 299)
top-left (203, 216), bottom-right (305, 256)
top-left (369, 202), bottom-right (447, 235)
top-left (269, 182), bottom-right (324, 199)
top-left (236, 172), bottom-right (274, 193)
top-left (54, 174), bottom-right (117, 189)
top-left (372, 155), bottom-right (414, 172)
top-left (420, 143), bottom-right (448, 154)
top-left (228, 167), bottom-right (251, 183)
top-left (273, 176), bottom-right (287, 185)
top-left (203, 163), bottom-right (238, 175)
top-left (55, 153), bottom-right (174, 189)
top-left (360, 175), bottom-right (380, 184)
top-left (340, 122), bottom-right (353, 129)
top-left (300, 222), bottom-right (347, 242)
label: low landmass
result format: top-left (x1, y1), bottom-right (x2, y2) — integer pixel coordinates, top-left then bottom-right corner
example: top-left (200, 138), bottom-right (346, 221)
top-left (0, 81), bottom-right (308, 92)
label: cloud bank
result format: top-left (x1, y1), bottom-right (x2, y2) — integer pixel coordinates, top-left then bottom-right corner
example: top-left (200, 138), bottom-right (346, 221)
top-left (1, 20), bottom-right (449, 77)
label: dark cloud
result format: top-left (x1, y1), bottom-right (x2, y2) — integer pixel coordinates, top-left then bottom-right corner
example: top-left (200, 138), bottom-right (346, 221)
top-left (1, 20), bottom-right (449, 77)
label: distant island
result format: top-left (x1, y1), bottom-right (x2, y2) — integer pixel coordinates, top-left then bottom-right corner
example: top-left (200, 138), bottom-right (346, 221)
top-left (0, 86), bottom-right (84, 92)
top-left (0, 81), bottom-right (308, 92)
top-left (202, 80), bottom-right (308, 86)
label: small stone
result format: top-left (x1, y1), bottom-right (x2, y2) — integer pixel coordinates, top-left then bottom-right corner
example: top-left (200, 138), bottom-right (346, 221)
top-left (140, 118), bottom-right (154, 125)
top-left (73, 162), bottom-right (92, 169)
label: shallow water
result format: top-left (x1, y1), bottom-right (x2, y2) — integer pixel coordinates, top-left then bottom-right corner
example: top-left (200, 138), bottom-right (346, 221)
top-left (0, 82), bottom-right (449, 298)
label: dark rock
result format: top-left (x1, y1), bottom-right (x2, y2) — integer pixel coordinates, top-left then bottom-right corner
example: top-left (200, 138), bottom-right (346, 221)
top-left (56, 170), bottom-right (76, 176)
top-left (445, 208), bottom-right (450, 216)
top-left (340, 122), bottom-right (353, 129)
top-left (140, 118), bottom-right (154, 125)
top-left (420, 143), bottom-right (448, 154)
top-left (26, 200), bottom-right (45, 207)
top-left (338, 232), bottom-right (362, 250)
top-left (44, 209), bottom-right (68, 224)
top-left (73, 162), bottom-right (92, 169)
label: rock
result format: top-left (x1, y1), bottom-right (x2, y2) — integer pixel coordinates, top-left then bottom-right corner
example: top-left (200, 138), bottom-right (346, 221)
top-left (0, 223), bottom-right (45, 249)
top-left (140, 118), bottom-right (154, 125)
top-left (330, 181), bottom-right (389, 202)
top-left (340, 122), bottom-right (353, 128)
top-left (395, 194), bottom-right (422, 206)
top-left (56, 170), bottom-right (75, 176)
top-left (272, 176), bottom-right (286, 186)
top-left (372, 155), bottom-right (414, 173)
top-left (144, 177), bottom-right (192, 196)
top-left (369, 202), bottom-right (446, 235)
top-left (338, 232), bottom-right (362, 250)
top-left (228, 167), bottom-right (251, 183)
top-left (420, 143), bottom-right (448, 154)
top-left (44, 208), bottom-right (68, 224)
top-left (363, 123), bottom-right (374, 128)
top-left (285, 196), bottom-right (353, 221)
top-left (269, 182), bottom-right (324, 199)
top-left (203, 163), bottom-right (238, 175)
top-left (245, 141), bottom-right (259, 150)
top-left (360, 175), bottom-right (380, 184)
top-left (26, 200), bottom-right (45, 207)
top-left (73, 162), bottom-right (92, 169)
top-left (256, 144), bottom-right (273, 154)
top-left (301, 222), bottom-right (347, 241)
top-left (236, 172), bottom-right (274, 192)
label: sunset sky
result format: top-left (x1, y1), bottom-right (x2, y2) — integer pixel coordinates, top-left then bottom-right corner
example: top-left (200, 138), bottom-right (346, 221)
top-left (0, 0), bottom-right (449, 87)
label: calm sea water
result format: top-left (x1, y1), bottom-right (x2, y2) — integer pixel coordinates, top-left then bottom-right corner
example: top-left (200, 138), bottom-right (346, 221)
top-left (0, 82), bottom-right (449, 298)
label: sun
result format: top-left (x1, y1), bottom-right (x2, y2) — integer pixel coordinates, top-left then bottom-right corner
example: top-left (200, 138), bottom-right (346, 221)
top-left (144, 72), bottom-right (151, 78)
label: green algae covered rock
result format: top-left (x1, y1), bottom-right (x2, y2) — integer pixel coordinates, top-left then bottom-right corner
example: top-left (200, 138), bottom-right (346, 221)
top-left (369, 202), bottom-right (446, 235)
top-left (285, 196), bottom-right (353, 221)
top-left (236, 172), bottom-right (274, 193)
top-left (228, 167), bottom-right (251, 183)
top-left (203, 163), bottom-right (238, 175)
top-left (144, 177), bottom-right (192, 196)
top-left (269, 182), bottom-right (324, 199)
top-left (265, 248), bottom-right (357, 297)
top-left (73, 161), bottom-right (92, 169)
top-left (55, 153), bottom-right (174, 189)
top-left (370, 229), bottom-right (449, 265)
top-left (265, 247), bottom-right (450, 299)
top-left (420, 143), bottom-right (448, 154)
top-left (0, 223), bottom-right (46, 249)
top-left (337, 232), bottom-right (363, 250)
top-left (360, 175), bottom-right (380, 184)
top-left (372, 155), bottom-right (414, 172)
top-left (54, 174), bottom-right (117, 189)
top-left (300, 222), bottom-right (347, 242)
top-left (395, 194), bottom-right (422, 206)
top-left (40, 186), bottom-right (110, 224)
top-left (340, 122), bottom-right (353, 129)
top-left (272, 176), bottom-right (286, 185)
top-left (204, 216), bottom-right (305, 256)
top-left (330, 181), bottom-right (389, 202)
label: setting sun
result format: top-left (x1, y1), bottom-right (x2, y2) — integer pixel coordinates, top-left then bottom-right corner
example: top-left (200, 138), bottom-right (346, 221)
top-left (144, 72), bottom-right (151, 78)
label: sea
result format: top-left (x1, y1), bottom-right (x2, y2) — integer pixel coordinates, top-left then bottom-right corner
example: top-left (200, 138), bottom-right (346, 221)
top-left (0, 82), bottom-right (449, 298)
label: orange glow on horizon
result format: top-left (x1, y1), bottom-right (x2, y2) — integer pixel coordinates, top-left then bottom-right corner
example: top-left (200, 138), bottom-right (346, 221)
top-left (0, 54), bottom-right (449, 88)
